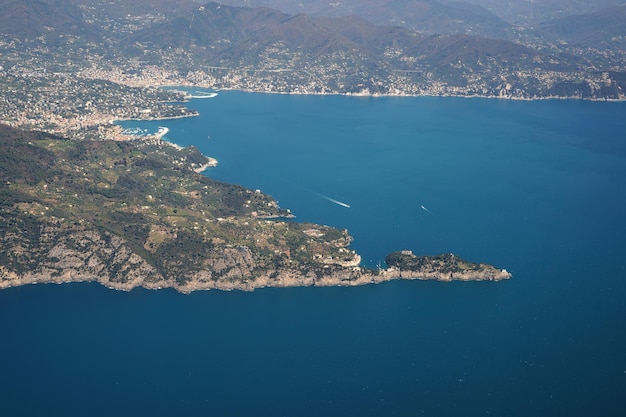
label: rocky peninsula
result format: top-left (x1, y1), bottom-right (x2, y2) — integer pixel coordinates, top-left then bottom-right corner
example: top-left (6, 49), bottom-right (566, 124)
top-left (0, 124), bottom-right (510, 294)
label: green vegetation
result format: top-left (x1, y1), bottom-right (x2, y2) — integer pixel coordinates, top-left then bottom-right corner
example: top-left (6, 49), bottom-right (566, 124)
top-left (0, 124), bottom-right (359, 287)
top-left (386, 251), bottom-right (484, 274)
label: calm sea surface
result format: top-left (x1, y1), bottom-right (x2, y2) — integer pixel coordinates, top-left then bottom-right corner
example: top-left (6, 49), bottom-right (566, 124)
top-left (2, 92), bottom-right (625, 416)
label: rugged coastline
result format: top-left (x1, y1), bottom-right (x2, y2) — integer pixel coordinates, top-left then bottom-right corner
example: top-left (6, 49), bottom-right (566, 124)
top-left (0, 124), bottom-right (510, 294)
top-left (0, 237), bottom-right (511, 294)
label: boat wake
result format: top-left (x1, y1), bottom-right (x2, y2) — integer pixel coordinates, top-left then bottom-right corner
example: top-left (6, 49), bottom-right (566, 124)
top-left (295, 184), bottom-right (351, 208)
top-left (318, 193), bottom-right (351, 208)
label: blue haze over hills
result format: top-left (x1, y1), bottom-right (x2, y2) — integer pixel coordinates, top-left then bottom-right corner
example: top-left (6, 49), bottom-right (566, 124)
top-left (1, 93), bottom-right (625, 416)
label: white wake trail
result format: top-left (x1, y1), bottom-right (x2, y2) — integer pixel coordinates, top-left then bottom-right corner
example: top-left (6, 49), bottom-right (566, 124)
top-left (319, 194), bottom-right (351, 208)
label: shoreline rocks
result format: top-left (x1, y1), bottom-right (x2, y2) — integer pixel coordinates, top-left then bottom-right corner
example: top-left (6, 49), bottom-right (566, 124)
top-left (0, 237), bottom-right (511, 294)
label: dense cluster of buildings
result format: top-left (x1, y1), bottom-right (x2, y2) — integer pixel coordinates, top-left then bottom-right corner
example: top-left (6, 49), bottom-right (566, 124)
top-left (0, 34), bottom-right (623, 140)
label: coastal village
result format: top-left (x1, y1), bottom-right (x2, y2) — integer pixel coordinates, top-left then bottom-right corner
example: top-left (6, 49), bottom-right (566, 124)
top-left (1, 10), bottom-right (624, 142)
top-left (1, 57), bottom-right (621, 142)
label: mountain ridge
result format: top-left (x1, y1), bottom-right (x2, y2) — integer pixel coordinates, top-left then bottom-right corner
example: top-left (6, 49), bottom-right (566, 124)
top-left (537, 4), bottom-right (626, 49)
top-left (212, 0), bottom-right (513, 38)
top-left (1, 0), bottom-right (624, 108)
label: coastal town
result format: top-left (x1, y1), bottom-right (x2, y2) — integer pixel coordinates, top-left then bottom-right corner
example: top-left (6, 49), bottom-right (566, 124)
top-left (1, 52), bottom-right (623, 141)
top-left (0, 56), bottom-right (198, 140)
top-left (1, 0), bottom-right (625, 141)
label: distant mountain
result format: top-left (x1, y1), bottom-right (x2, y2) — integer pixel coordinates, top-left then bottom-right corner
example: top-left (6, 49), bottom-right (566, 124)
top-left (74, 0), bottom-right (197, 19)
top-left (124, 3), bottom-right (419, 67)
top-left (351, 0), bottom-right (513, 38)
top-left (455, 0), bottom-right (625, 25)
top-left (126, 2), bottom-right (568, 71)
top-left (214, 0), bottom-right (513, 38)
top-left (67, 0), bottom-right (199, 35)
top-left (1, 0), bottom-right (623, 98)
top-left (0, 0), bottom-right (99, 37)
top-left (537, 4), bottom-right (626, 50)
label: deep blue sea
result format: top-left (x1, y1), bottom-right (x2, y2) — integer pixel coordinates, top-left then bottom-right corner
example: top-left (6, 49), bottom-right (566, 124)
top-left (2, 92), bottom-right (626, 416)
